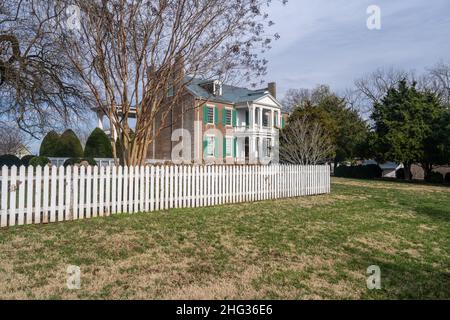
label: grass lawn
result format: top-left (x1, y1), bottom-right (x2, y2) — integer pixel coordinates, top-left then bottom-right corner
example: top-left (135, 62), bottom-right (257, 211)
top-left (0, 178), bottom-right (449, 299)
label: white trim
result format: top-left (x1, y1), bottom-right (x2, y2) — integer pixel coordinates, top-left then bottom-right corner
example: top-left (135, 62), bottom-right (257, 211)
top-left (252, 94), bottom-right (283, 109)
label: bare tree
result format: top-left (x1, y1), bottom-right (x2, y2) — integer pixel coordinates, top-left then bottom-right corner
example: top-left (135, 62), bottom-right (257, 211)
top-left (0, 0), bottom-right (91, 138)
top-left (0, 121), bottom-right (30, 155)
top-left (52, 0), bottom-right (285, 165)
top-left (280, 116), bottom-right (335, 165)
top-left (352, 67), bottom-right (418, 117)
top-left (425, 61), bottom-right (450, 105)
top-left (282, 84), bottom-right (331, 112)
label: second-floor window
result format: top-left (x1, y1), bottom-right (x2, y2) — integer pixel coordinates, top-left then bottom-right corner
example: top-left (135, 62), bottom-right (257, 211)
top-left (207, 107), bottom-right (214, 124)
top-left (225, 109), bottom-right (232, 126)
top-left (263, 110), bottom-right (269, 127)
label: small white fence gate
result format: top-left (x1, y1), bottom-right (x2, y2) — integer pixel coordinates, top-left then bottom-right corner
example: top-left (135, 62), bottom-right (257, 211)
top-left (0, 164), bottom-right (330, 228)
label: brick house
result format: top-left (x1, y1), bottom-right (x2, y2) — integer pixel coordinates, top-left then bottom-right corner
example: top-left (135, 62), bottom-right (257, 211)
top-left (97, 78), bottom-right (288, 164)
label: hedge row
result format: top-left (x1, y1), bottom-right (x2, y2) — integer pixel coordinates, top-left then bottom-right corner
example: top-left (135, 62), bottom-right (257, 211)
top-left (335, 164), bottom-right (382, 179)
top-left (0, 154), bottom-right (98, 168)
top-left (0, 155), bottom-right (50, 168)
top-left (40, 128), bottom-right (113, 158)
top-left (396, 169), bottom-right (449, 184)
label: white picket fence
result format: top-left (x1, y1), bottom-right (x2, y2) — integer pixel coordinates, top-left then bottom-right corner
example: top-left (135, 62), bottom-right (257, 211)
top-left (0, 164), bottom-right (330, 228)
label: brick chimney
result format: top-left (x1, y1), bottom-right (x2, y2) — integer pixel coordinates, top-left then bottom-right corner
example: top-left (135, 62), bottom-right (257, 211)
top-left (268, 82), bottom-right (276, 99)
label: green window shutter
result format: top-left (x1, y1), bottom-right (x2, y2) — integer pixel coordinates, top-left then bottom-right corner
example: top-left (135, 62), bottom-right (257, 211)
top-left (232, 109), bottom-right (237, 127)
top-left (214, 137), bottom-right (219, 157)
top-left (223, 137), bottom-right (227, 158)
top-left (222, 108), bottom-right (227, 126)
top-left (214, 107), bottom-right (219, 125)
top-left (233, 137), bottom-right (237, 157)
top-left (274, 113), bottom-right (278, 127)
top-left (281, 117), bottom-right (285, 129)
top-left (203, 106), bottom-right (208, 124)
top-left (245, 111), bottom-right (249, 127)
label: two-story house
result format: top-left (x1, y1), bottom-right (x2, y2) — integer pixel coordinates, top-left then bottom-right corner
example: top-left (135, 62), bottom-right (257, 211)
top-left (96, 78), bottom-right (288, 164)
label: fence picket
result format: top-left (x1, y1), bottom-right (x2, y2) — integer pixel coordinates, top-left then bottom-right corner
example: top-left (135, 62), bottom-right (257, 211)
top-left (17, 166), bottom-right (25, 225)
top-left (105, 166), bottom-right (110, 216)
top-left (99, 166), bottom-right (105, 216)
top-left (150, 166), bottom-right (155, 212)
top-left (79, 166), bottom-right (85, 219)
top-left (116, 166), bottom-right (123, 214)
top-left (26, 166), bottom-right (34, 224)
top-left (72, 166), bottom-right (78, 220)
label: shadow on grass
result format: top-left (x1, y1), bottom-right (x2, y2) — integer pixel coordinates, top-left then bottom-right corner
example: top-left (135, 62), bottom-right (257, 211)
top-left (413, 206), bottom-right (450, 222)
top-left (345, 247), bottom-right (450, 299)
top-left (333, 176), bottom-right (450, 188)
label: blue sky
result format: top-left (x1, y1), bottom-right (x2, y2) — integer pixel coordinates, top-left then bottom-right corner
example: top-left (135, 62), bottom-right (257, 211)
top-left (263, 0), bottom-right (450, 97)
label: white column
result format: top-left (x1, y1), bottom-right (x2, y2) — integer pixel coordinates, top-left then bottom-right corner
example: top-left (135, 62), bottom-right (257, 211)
top-left (97, 113), bottom-right (104, 130)
top-left (252, 106), bottom-right (256, 130)
top-left (259, 107), bottom-right (263, 130)
top-left (271, 109), bottom-right (275, 129)
top-left (250, 136), bottom-right (256, 164)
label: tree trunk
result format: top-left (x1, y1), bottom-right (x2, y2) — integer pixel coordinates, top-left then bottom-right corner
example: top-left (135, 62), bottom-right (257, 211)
top-left (421, 162), bottom-right (433, 180)
top-left (404, 163), bottom-right (412, 180)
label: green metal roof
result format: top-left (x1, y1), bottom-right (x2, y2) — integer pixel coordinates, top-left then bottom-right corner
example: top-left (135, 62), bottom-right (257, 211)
top-left (185, 78), bottom-right (269, 104)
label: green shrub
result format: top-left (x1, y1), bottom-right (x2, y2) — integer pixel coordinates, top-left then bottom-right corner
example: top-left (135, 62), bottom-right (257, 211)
top-left (39, 131), bottom-right (60, 157)
top-left (63, 157), bottom-right (97, 167)
top-left (21, 155), bottom-right (36, 166)
top-left (29, 156), bottom-right (51, 167)
top-left (445, 172), bottom-right (450, 184)
top-left (84, 128), bottom-right (113, 158)
top-left (55, 129), bottom-right (83, 158)
top-left (335, 164), bottom-right (382, 179)
top-left (395, 168), bottom-right (405, 180)
top-left (0, 154), bottom-right (22, 168)
top-left (425, 172), bottom-right (444, 184)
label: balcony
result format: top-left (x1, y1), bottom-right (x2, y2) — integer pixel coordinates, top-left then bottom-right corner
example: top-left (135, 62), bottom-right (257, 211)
top-left (234, 125), bottom-right (277, 135)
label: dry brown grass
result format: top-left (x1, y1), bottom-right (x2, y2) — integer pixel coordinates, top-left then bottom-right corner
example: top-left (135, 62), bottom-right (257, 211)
top-left (0, 177), bottom-right (449, 299)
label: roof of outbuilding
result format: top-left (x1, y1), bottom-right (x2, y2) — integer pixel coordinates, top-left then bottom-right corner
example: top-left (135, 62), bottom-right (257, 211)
top-left (185, 78), bottom-right (270, 104)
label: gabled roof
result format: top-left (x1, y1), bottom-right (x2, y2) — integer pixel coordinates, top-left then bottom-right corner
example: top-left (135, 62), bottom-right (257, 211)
top-left (185, 78), bottom-right (272, 105)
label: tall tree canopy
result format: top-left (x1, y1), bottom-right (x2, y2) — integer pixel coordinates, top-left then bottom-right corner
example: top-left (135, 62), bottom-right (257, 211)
top-left (285, 89), bottom-right (368, 167)
top-left (370, 80), bottom-right (445, 180)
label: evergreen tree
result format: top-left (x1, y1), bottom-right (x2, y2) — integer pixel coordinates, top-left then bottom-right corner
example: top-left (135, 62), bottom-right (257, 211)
top-left (55, 129), bottom-right (83, 158)
top-left (84, 128), bottom-right (113, 158)
top-left (371, 80), bottom-right (442, 180)
top-left (39, 131), bottom-right (60, 157)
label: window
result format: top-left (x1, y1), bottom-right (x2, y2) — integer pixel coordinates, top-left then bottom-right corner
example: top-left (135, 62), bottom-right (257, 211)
top-left (225, 137), bottom-right (233, 157)
top-left (207, 107), bottom-right (214, 124)
top-left (225, 109), bottom-right (232, 126)
top-left (206, 136), bottom-right (215, 157)
top-left (265, 138), bottom-right (272, 157)
top-left (263, 110), bottom-right (269, 127)
top-left (274, 111), bottom-right (278, 126)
